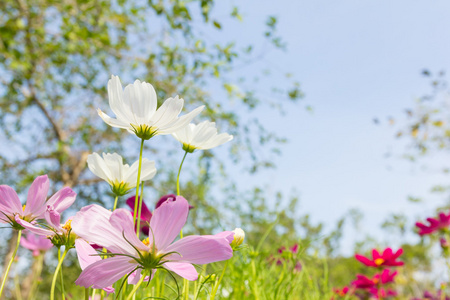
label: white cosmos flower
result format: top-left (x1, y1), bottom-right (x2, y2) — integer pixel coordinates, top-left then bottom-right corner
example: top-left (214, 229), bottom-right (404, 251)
top-left (87, 152), bottom-right (157, 196)
top-left (172, 121), bottom-right (233, 152)
top-left (98, 75), bottom-right (205, 140)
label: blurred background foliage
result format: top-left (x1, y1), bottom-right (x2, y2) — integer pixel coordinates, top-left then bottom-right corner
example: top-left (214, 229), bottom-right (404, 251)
top-left (0, 0), bottom-right (448, 299)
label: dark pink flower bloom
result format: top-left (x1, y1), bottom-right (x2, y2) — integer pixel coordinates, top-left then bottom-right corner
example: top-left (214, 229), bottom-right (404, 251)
top-left (355, 248), bottom-right (404, 267)
top-left (20, 233), bottom-right (53, 256)
top-left (416, 212), bottom-right (450, 235)
top-left (352, 269), bottom-right (397, 289)
top-left (72, 196), bottom-right (233, 289)
top-left (332, 286), bottom-right (351, 298)
top-left (0, 175), bottom-right (76, 229)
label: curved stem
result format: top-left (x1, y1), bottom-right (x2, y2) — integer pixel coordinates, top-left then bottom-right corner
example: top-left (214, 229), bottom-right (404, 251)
top-left (210, 260), bottom-right (229, 300)
top-left (176, 151), bottom-right (189, 196)
top-left (113, 195), bottom-right (119, 211)
top-left (0, 229), bottom-right (22, 299)
top-left (136, 182), bottom-right (145, 239)
top-left (133, 138), bottom-right (145, 233)
top-left (50, 248), bottom-right (69, 300)
top-left (58, 248), bottom-right (66, 300)
top-left (125, 272), bottom-right (146, 300)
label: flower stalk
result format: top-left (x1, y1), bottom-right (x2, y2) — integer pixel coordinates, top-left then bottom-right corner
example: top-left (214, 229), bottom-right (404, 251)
top-left (133, 138), bottom-right (145, 233)
top-left (50, 247), bottom-right (69, 300)
top-left (177, 150), bottom-right (189, 196)
top-left (126, 271), bottom-right (147, 300)
top-left (210, 260), bottom-right (229, 300)
top-left (0, 230), bottom-right (22, 299)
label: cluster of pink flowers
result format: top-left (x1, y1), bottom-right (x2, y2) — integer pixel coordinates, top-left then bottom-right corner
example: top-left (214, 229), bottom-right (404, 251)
top-left (416, 211), bottom-right (450, 255)
top-left (0, 75), bottom-right (239, 299)
top-left (270, 243), bottom-right (302, 273)
top-left (333, 247), bottom-right (403, 299)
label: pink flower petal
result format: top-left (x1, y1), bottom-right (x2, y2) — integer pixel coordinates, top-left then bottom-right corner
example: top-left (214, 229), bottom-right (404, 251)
top-left (72, 205), bottom-right (144, 255)
top-left (24, 175), bottom-right (49, 217)
top-left (0, 185), bottom-right (22, 221)
top-left (75, 256), bottom-right (138, 289)
top-left (165, 235), bottom-right (233, 264)
top-left (75, 239), bottom-right (101, 270)
top-left (150, 196), bottom-right (189, 250)
top-left (46, 187), bottom-right (77, 214)
top-left (44, 208), bottom-right (62, 233)
top-left (109, 209), bottom-right (148, 252)
top-left (15, 215), bottom-right (54, 236)
top-left (163, 262), bottom-right (198, 281)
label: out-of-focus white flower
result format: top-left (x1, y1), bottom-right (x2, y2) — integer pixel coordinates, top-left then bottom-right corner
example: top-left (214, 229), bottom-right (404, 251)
top-left (87, 153), bottom-right (156, 196)
top-left (231, 228), bottom-right (245, 249)
top-left (172, 121), bottom-right (233, 152)
top-left (98, 75), bottom-right (205, 140)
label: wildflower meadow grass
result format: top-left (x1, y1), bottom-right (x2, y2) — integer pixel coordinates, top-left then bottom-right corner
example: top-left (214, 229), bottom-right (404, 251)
top-left (1, 75), bottom-right (450, 300)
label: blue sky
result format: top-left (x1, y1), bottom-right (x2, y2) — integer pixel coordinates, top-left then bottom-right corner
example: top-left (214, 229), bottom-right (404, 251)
top-left (203, 0), bottom-right (450, 252)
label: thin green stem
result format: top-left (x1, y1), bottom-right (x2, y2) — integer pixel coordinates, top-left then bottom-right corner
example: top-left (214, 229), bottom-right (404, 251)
top-left (133, 138), bottom-right (145, 233)
top-left (113, 195), bottom-right (119, 211)
top-left (84, 288), bottom-right (89, 300)
top-left (91, 288), bottom-right (97, 299)
top-left (136, 181), bottom-right (145, 239)
top-left (125, 272), bottom-right (146, 300)
top-left (176, 151), bottom-right (189, 196)
top-left (210, 260), bottom-right (229, 300)
top-left (0, 229), bottom-right (22, 299)
top-left (58, 248), bottom-right (66, 300)
top-left (50, 248), bottom-right (69, 300)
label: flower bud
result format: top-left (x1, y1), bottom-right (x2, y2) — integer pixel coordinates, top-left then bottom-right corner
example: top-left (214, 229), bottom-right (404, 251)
top-left (231, 228), bottom-right (245, 249)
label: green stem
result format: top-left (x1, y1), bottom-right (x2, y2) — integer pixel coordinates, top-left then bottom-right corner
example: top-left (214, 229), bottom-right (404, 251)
top-left (91, 288), bottom-right (97, 300)
top-left (84, 288), bottom-right (89, 300)
top-left (58, 248), bottom-right (66, 300)
top-left (133, 138), bottom-right (145, 233)
top-left (0, 229), bottom-right (22, 299)
top-left (177, 151), bottom-right (189, 241)
top-left (113, 195), bottom-right (119, 211)
top-left (176, 151), bottom-right (189, 196)
top-left (136, 181), bottom-right (145, 239)
top-left (125, 272), bottom-right (146, 300)
top-left (50, 248), bottom-right (69, 300)
top-left (210, 260), bottom-right (229, 300)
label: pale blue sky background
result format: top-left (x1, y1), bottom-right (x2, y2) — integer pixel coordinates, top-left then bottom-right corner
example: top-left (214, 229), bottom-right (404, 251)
top-left (200, 0), bottom-right (450, 253)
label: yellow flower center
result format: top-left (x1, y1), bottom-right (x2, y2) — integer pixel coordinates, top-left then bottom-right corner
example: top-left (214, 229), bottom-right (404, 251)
top-left (142, 238), bottom-right (150, 246)
top-left (182, 143), bottom-right (197, 153)
top-left (130, 124), bottom-right (158, 140)
top-left (62, 219), bottom-right (72, 231)
top-left (374, 258), bottom-right (384, 266)
top-left (22, 205), bottom-right (26, 211)
top-left (111, 181), bottom-right (132, 196)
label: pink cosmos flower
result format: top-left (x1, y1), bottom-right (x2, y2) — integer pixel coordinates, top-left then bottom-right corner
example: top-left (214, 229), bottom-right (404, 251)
top-left (355, 248), bottom-right (404, 268)
top-left (20, 233), bottom-right (53, 256)
top-left (72, 196), bottom-right (233, 290)
top-left (416, 212), bottom-right (450, 235)
top-left (0, 175), bottom-right (76, 229)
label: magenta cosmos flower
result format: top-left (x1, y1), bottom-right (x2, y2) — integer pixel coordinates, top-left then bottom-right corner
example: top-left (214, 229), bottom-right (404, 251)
top-left (416, 212), bottom-right (450, 235)
top-left (355, 248), bottom-right (404, 268)
top-left (20, 233), bottom-right (53, 256)
top-left (72, 196), bottom-right (233, 289)
top-left (0, 175), bottom-right (76, 230)
top-left (352, 269), bottom-right (397, 289)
